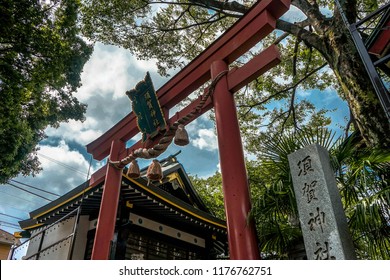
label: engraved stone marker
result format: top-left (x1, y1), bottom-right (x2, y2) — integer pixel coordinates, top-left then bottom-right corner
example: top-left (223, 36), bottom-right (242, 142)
top-left (288, 144), bottom-right (356, 260)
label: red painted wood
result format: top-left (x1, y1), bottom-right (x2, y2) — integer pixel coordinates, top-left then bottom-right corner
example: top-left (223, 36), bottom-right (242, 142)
top-left (211, 60), bottom-right (260, 260)
top-left (85, 46), bottom-right (280, 259)
top-left (84, 0), bottom-right (293, 262)
top-left (91, 139), bottom-right (125, 260)
top-left (119, 45), bottom-right (281, 159)
top-left (228, 45), bottom-right (280, 92)
top-left (88, 164), bottom-right (108, 187)
top-left (368, 19), bottom-right (390, 56)
top-left (86, 0), bottom-right (290, 160)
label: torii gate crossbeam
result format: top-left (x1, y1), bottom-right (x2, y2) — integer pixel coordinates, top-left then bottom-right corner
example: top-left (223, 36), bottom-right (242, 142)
top-left (88, 0), bottom-right (290, 260)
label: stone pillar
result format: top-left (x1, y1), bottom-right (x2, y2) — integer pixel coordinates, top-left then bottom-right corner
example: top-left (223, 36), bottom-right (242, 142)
top-left (288, 144), bottom-right (356, 260)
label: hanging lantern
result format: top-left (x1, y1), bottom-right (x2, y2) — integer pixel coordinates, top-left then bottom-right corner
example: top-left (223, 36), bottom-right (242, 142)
top-left (126, 159), bottom-right (140, 178)
top-left (174, 124), bottom-right (189, 146)
top-left (147, 159), bottom-right (163, 181)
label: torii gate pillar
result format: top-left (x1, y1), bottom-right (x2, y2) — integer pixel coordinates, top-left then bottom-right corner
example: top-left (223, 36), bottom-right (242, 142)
top-left (87, 0), bottom-right (291, 260)
top-left (91, 139), bottom-right (125, 260)
top-left (211, 60), bottom-right (260, 259)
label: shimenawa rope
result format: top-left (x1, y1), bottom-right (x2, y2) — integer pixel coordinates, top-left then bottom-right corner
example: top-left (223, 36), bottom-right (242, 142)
top-left (109, 70), bottom-right (229, 169)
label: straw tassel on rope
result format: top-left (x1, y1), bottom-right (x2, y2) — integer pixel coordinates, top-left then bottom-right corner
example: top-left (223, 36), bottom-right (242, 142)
top-left (126, 159), bottom-right (140, 178)
top-left (174, 124), bottom-right (189, 146)
top-left (146, 159), bottom-right (163, 183)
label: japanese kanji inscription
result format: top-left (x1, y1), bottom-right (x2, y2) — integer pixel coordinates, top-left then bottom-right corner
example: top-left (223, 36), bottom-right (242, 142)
top-left (288, 144), bottom-right (356, 260)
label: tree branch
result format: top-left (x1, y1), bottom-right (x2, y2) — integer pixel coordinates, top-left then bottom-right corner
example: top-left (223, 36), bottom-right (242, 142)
top-left (148, 0), bottom-right (247, 18)
top-left (345, 107), bottom-right (357, 138)
top-left (157, 16), bottom-right (226, 32)
top-left (333, 0), bottom-right (358, 24)
top-left (188, 0), bottom-right (248, 15)
top-left (273, 19), bottom-right (311, 45)
top-left (173, 13), bottom-right (221, 66)
top-left (277, 36), bottom-right (301, 132)
top-left (238, 62), bottom-right (328, 110)
top-left (292, 0), bottom-right (329, 33)
top-left (276, 19), bottom-right (327, 57)
top-left (279, 86), bottom-right (298, 133)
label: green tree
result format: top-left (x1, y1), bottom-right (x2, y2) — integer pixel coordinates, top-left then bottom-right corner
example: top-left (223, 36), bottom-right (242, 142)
top-left (0, 0), bottom-right (93, 183)
top-left (192, 128), bottom-right (390, 259)
top-left (250, 128), bottom-right (390, 259)
top-left (190, 172), bottom-right (226, 220)
top-left (80, 0), bottom-right (390, 149)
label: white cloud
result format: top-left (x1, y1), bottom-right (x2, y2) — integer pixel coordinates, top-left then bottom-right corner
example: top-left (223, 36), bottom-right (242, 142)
top-left (0, 141), bottom-right (99, 234)
top-left (134, 58), bottom-right (159, 72)
top-left (38, 141), bottom-right (91, 180)
top-left (45, 43), bottom-right (162, 146)
top-left (274, 75), bottom-right (292, 85)
top-left (76, 45), bottom-right (133, 101)
top-left (281, 6), bottom-right (307, 22)
top-left (191, 128), bottom-right (218, 151)
top-left (76, 43), bottom-right (158, 101)
top-left (34, 141), bottom-right (105, 197)
top-left (45, 119), bottom-right (103, 146)
top-left (297, 89), bottom-right (312, 97)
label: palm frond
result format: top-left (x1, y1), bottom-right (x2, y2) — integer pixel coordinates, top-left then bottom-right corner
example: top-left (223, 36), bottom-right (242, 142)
top-left (296, 127), bottom-right (337, 150)
top-left (250, 127), bottom-right (390, 259)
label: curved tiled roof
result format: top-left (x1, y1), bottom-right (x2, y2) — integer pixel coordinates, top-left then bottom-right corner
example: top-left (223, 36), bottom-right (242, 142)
top-left (19, 159), bottom-right (226, 233)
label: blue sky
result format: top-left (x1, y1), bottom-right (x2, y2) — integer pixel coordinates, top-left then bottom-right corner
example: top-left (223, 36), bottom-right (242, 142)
top-left (0, 43), bottom-right (222, 235)
top-left (0, 6), bottom-right (349, 236)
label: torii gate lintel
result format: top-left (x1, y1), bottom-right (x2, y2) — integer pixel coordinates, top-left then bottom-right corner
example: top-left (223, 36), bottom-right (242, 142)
top-left (87, 0), bottom-right (290, 161)
top-left (119, 45), bottom-right (281, 160)
top-left (89, 0), bottom-right (291, 260)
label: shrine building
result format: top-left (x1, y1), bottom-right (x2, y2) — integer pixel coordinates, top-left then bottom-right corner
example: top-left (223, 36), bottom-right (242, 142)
top-left (10, 155), bottom-right (227, 260)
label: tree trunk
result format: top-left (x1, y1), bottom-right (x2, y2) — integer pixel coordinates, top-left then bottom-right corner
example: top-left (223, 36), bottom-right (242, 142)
top-left (323, 23), bottom-right (390, 148)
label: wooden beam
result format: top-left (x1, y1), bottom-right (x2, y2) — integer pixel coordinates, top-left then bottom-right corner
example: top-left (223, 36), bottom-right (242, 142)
top-left (119, 45), bottom-right (281, 159)
top-left (82, 39), bottom-right (282, 198)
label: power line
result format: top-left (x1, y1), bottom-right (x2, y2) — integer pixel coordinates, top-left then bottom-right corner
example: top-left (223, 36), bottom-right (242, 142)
top-left (0, 213), bottom-right (24, 220)
top-left (0, 224), bottom-right (21, 231)
top-left (5, 182), bottom-right (53, 202)
top-left (0, 220), bottom-right (20, 228)
top-left (0, 190), bottom-right (38, 204)
top-left (0, 200), bottom-right (30, 214)
top-left (10, 179), bottom-right (60, 197)
top-left (37, 152), bottom-right (89, 177)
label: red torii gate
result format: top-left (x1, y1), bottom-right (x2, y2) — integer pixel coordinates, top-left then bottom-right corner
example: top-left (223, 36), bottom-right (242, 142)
top-left (86, 0), bottom-right (290, 260)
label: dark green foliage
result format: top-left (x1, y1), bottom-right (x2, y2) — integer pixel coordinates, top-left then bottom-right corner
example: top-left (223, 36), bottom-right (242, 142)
top-left (251, 128), bottom-right (390, 259)
top-left (191, 128), bottom-right (390, 259)
top-left (80, 0), bottom-right (390, 148)
top-left (189, 172), bottom-right (225, 220)
top-left (0, 0), bottom-right (93, 183)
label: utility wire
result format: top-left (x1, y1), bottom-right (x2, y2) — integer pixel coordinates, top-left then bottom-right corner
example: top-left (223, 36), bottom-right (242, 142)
top-left (0, 190), bottom-right (38, 204)
top-left (0, 220), bottom-right (20, 227)
top-left (10, 179), bottom-right (60, 197)
top-left (0, 200), bottom-right (30, 214)
top-left (37, 152), bottom-right (89, 177)
top-left (80, 155), bottom-right (93, 205)
top-left (0, 213), bottom-right (24, 220)
top-left (0, 224), bottom-right (21, 231)
top-left (5, 182), bottom-right (53, 202)
top-left (0, 225), bottom-right (21, 231)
